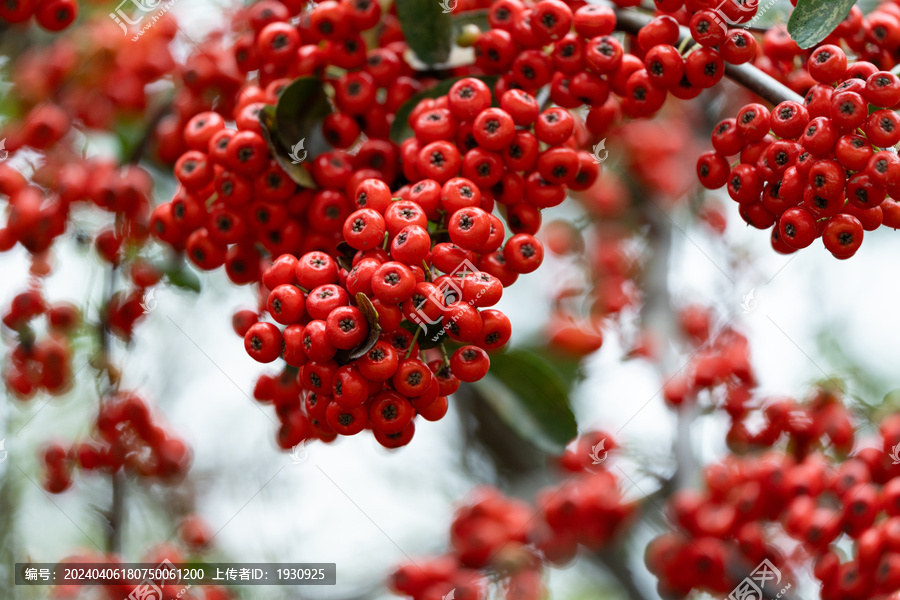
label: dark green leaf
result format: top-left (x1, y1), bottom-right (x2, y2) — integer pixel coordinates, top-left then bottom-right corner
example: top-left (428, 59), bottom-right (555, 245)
top-left (471, 349), bottom-right (578, 454)
top-left (521, 345), bottom-right (584, 386)
top-left (164, 263), bottom-right (201, 293)
top-left (395, 0), bottom-right (453, 65)
top-left (390, 75), bottom-right (498, 143)
top-left (273, 77), bottom-right (333, 154)
top-left (258, 105), bottom-right (317, 189)
top-left (787, 0), bottom-right (855, 49)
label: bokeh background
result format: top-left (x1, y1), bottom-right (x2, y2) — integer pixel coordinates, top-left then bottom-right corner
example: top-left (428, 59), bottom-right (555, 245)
top-left (2, 0), bottom-right (899, 598)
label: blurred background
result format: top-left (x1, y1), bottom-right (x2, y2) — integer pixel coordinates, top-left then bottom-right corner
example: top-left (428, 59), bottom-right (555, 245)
top-left (2, 0), bottom-right (900, 599)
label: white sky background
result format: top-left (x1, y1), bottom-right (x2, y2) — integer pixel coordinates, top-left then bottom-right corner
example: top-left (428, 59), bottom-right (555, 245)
top-left (4, 1), bottom-right (900, 599)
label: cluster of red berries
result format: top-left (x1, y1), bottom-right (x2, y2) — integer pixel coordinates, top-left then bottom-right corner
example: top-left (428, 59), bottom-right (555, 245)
top-left (472, 0), bottom-right (759, 126)
top-left (390, 432), bottom-right (633, 600)
top-left (232, 0), bottom-right (423, 133)
top-left (662, 305), bottom-right (851, 454)
top-left (2, 286), bottom-right (79, 400)
top-left (239, 242), bottom-right (503, 448)
top-left (3, 16), bottom-right (175, 145)
top-left (648, 409), bottom-right (900, 600)
top-left (700, 46), bottom-right (900, 258)
top-left (43, 392), bottom-right (191, 494)
top-left (0, 0), bottom-right (77, 31)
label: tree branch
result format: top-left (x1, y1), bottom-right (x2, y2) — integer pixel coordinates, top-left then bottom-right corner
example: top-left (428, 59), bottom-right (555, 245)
top-left (609, 5), bottom-right (805, 106)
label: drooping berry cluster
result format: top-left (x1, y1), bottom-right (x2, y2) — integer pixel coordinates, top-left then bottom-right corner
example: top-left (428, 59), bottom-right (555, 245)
top-left (2, 287), bottom-right (79, 399)
top-left (390, 432), bottom-right (634, 599)
top-left (43, 392), bottom-right (191, 494)
top-left (699, 46), bottom-right (900, 258)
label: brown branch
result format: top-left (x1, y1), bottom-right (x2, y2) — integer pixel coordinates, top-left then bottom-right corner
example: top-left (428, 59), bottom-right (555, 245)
top-left (610, 5), bottom-right (805, 106)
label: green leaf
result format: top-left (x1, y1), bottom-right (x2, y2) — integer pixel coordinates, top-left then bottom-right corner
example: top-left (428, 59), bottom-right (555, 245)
top-left (273, 76), bottom-right (333, 154)
top-left (390, 75), bottom-right (498, 143)
top-left (258, 77), bottom-right (334, 188)
top-left (258, 105), bottom-right (317, 189)
top-left (395, 0), bottom-right (453, 66)
top-left (471, 349), bottom-right (578, 454)
top-left (164, 263), bottom-right (201, 293)
top-left (787, 0), bottom-right (855, 49)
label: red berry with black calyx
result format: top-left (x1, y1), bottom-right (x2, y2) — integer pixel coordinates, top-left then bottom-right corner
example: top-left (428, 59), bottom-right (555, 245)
top-left (267, 284), bottom-right (306, 325)
top-left (244, 322), bottom-right (284, 363)
top-left (369, 391), bottom-right (415, 435)
top-left (472, 108), bottom-right (516, 151)
top-left (770, 101), bottom-right (809, 140)
top-left (689, 10), bottom-right (725, 47)
top-left (343, 208), bottom-right (386, 251)
top-left (503, 234), bottom-right (544, 274)
top-left (392, 358), bottom-right (434, 397)
top-left (823, 214), bottom-right (864, 259)
top-left (325, 305), bottom-right (369, 350)
top-left (448, 78), bottom-right (493, 122)
top-left (500, 89), bottom-right (539, 126)
top-left (530, 0), bottom-right (572, 42)
top-left (325, 400), bottom-right (368, 436)
top-left (735, 104), bottom-right (771, 142)
top-left (778, 207), bottom-right (817, 249)
top-left (534, 107), bottom-right (575, 145)
top-left (808, 45), bottom-right (847, 84)
top-left (296, 251), bottom-right (338, 289)
top-left (372, 261), bottom-right (417, 304)
top-left (450, 346), bottom-right (490, 382)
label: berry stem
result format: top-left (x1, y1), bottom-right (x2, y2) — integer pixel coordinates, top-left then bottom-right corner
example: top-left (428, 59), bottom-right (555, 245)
top-left (405, 327), bottom-right (421, 359)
